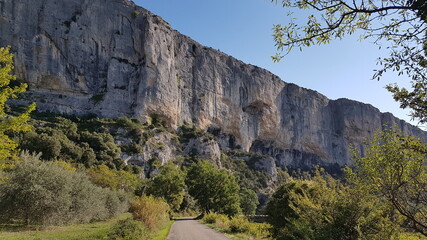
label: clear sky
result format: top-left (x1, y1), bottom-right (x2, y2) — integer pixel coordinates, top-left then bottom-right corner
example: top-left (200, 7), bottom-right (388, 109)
top-left (134, 0), bottom-right (417, 125)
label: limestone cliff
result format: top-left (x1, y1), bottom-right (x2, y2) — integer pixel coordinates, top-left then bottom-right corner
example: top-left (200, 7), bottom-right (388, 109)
top-left (0, 0), bottom-right (424, 169)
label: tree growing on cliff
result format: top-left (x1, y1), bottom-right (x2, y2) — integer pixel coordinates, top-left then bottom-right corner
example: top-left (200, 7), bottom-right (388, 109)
top-left (271, 0), bottom-right (427, 122)
top-left (186, 160), bottom-right (241, 216)
top-left (349, 129), bottom-right (427, 236)
top-left (0, 47), bottom-right (35, 170)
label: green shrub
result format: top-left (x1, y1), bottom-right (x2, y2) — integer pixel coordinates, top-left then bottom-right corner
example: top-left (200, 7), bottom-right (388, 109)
top-left (229, 216), bottom-right (250, 233)
top-left (203, 212), bottom-right (219, 224)
top-left (129, 196), bottom-right (170, 231)
top-left (203, 212), bottom-right (229, 230)
top-left (266, 171), bottom-right (400, 240)
top-left (109, 218), bottom-right (149, 240)
top-left (0, 153), bottom-right (129, 225)
top-left (202, 213), bottom-right (270, 239)
top-left (247, 222), bottom-right (271, 239)
top-left (79, 131), bottom-right (121, 164)
top-left (20, 132), bottom-right (61, 160)
top-left (87, 164), bottom-right (139, 192)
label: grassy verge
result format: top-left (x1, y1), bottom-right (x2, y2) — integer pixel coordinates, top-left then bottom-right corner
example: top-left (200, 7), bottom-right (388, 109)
top-left (152, 220), bottom-right (174, 240)
top-left (0, 214), bottom-right (130, 240)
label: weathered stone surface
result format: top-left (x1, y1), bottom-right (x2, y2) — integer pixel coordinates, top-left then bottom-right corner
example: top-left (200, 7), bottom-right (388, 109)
top-left (1, 0), bottom-right (425, 170)
top-left (182, 138), bottom-right (221, 167)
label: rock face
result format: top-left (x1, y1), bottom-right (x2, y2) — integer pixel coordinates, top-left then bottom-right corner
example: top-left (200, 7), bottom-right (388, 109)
top-left (0, 0), bottom-right (424, 169)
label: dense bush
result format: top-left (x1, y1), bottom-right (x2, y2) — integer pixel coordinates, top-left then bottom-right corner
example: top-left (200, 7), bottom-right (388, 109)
top-left (221, 152), bottom-right (271, 191)
top-left (228, 216), bottom-right (252, 233)
top-left (239, 188), bottom-right (259, 216)
top-left (15, 115), bottom-right (126, 169)
top-left (178, 124), bottom-right (214, 144)
top-left (350, 129), bottom-right (427, 236)
top-left (109, 218), bottom-right (149, 240)
top-left (20, 131), bottom-right (62, 160)
top-left (202, 213), bottom-right (271, 239)
top-left (0, 153), bottom-right (129, 225)
top-left (129, 195), bottom-right (170, 231)
top-left (87, 164), bottom-right (139, 192)
top-left (266, 170), bottom-right (400, 240)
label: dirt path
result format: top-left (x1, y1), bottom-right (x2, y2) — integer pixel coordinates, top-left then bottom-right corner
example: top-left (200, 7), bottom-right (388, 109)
top-left (166, 218), bottom-right (231, 240)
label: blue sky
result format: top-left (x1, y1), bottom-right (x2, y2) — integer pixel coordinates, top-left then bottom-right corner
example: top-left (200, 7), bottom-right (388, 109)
top-left (134, 0), bottom-right (416, 125)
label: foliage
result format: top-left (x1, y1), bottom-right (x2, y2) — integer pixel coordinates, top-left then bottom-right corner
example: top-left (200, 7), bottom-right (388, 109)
top-left (266, 170), bottom-right (400, 240)
top-left (79, 131), bottom-right (121, 164)
top-left (221, 152), bottom-right (271, 191)
top-left (239, 187), bottom-right (259, 216)
top-left (350, 129), bottom-right (427, 236)
top-left (0, 153), bottom-right (129, 225)
top-left (178, 191), bottom-right (199, 213)
top-left (108, 218), bottom-right (148, 240)
top-left (20, 132), bottom-right (61, 160)
top-left (0, 47), bottom-right (35, 169)
top-left (129, 195), bottom-right (170, 231)
top-left (228, 216), bottom-right (251, 233)
top-left (87, 164), bottom-right (139, 192)
top-left (15, 115), bottom-right (133, 169)
top-left (186, 160), bottom-right (241, 216)
top-left (202, 213), bottom-right (271, 239)
top-left (271, 0), bottom-right (427, 123)
top-left (178, 123), bottom-right (214, 144)
top-left (146, 162), bottom-right (186, 211)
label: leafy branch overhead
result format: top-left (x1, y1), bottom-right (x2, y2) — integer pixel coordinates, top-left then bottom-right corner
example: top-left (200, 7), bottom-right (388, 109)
top-left (272, 0), bottom-right (427, 122)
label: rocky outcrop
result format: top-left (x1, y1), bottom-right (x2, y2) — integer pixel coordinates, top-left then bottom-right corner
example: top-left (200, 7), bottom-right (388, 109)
top-left (0, 0), bottom-right (425, 170)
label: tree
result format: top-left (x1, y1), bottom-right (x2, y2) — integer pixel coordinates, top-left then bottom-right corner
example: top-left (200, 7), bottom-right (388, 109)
top-left (271, 0), bottom-right (427, 122)
top-left (87, 164), bottom-right (139, 192)
top-left (350, 129), bottom-right (427, 236)
top-left (146, 162), bottom-right (186, 211)
top-left (186, 160), bottom-right (241, 216)
top-left (239, 188), bottom-right (259, 216)
top-left (0, 47), bottom-right (35, 169)
top-left (0, 152), bottom-right (128, 225)
top-left (266, 171), bottom-right (400, 240)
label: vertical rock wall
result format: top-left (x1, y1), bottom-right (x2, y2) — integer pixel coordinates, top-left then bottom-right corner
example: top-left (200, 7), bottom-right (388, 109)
top-left (0, 0), bottom-right (424, 168)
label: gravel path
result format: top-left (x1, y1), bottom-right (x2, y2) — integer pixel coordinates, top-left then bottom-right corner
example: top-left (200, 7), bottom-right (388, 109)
top-left (166, 218), bottom-right (231, 240)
